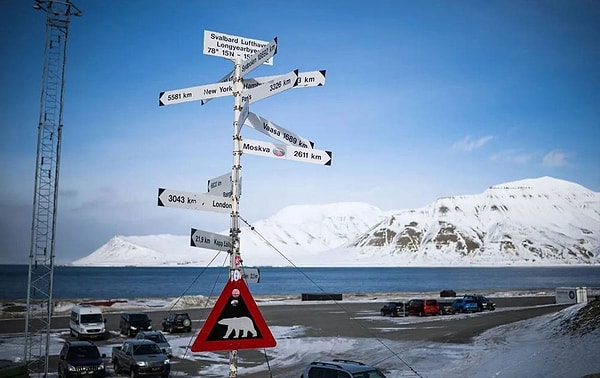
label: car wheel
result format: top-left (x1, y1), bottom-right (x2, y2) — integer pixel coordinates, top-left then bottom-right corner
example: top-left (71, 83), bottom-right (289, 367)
top-left (380, 310), bottom-right (385, 316)
top-left (418, 311), bottom-right (423, 317)
top-left (130, 366), bottom-right (137, 378)
top-left (113, 360), bottom-right (120, 374)
top-left (182, 319), bottom-right (191, 327)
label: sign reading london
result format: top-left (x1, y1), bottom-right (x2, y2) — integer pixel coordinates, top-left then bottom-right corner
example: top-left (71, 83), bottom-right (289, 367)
top-left (157, 188), bottom-right (232, 213)
top-left (204, 30), bottom-right (274, 65)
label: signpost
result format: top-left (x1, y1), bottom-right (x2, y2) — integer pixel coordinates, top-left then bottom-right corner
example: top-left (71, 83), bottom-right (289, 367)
top-left (157, 188), bottom-right (233, 213)
top-left (190, 228), bottom-right (232, 251)
top-left (203, 30), bottom-right (274, 65)
top-left (159, 29), bottom-right (330, 377)
top-left (245, 112), bottom-right (314, 149)
top-left (242, 138), bottom-right (332, 166)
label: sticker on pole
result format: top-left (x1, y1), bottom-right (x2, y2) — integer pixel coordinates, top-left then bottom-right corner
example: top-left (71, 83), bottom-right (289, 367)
top-left (191, 277), bottom-right (276, 352)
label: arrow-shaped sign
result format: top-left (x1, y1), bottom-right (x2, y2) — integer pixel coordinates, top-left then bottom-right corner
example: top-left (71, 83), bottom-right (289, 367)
top-left (242, 138), bottom-right (332, 166)
top-left (239, 37), bottom-right (277, 78)
top-left (157, 188), bottom-right (232, 213)
top-left (203, 30), bottom-right (274, 65)
top-left (207, 172), bottom-right (242, 198)
top-left (244, 70), bottom-right (326, 90)
top-left (190, 228), bottom-right (232, 251)
top-left (242, 70), bottom-right (298, 105)
top-left (159, 81), bottom-right (233, 106)
top-left (238, 100), bottom-right (249, 126)
top-left (245, 112), bottom-right (314, 149)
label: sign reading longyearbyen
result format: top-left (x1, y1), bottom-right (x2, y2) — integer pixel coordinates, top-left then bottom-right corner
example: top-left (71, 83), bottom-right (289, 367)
top-left (157, 188), bottom-right (232, 213)
top-left (242, 138), bottom-right (332, 166)
top-left (204, 30), bottom-right (274, 65)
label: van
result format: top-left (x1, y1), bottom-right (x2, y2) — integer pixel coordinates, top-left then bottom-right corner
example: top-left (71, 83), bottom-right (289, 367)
top-left (407, 299), bottom-right (439, 316)
top-left (69, 304), bottom-right (106, 340)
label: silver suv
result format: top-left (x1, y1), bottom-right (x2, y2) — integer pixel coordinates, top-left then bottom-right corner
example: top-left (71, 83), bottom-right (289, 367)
top-left (302, 359), bottom-right (387, 378)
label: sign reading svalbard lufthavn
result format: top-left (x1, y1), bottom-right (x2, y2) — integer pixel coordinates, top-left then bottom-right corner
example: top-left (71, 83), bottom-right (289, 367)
top-left (203, 30), bottom-right (274, 65)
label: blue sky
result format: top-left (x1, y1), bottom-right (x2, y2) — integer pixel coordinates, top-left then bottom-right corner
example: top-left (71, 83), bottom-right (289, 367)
top-left (1, 0), bottom-right (599, 264)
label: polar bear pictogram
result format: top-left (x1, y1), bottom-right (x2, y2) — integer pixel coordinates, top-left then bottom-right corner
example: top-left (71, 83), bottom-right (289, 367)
top-left (218, 316), bottom-right (257, 338)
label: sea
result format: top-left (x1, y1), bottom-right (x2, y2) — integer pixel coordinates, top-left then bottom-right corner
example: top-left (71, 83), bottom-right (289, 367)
top-left (2, 265), bottom-right (600, 300)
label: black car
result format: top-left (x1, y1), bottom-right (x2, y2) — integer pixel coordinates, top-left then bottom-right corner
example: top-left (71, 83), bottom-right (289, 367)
top-left (58, 340), bottom-right (106, 378)
top-left (119, 313), bottom-right (152, 336)
top-left (380, 302), bottom-right (406, 317)
top-left (465, 295), bottom-right (496, 311)
top-left (162, 312), bottom-right (192, 333)
top-left (302, 359), bottom-right (387, 378)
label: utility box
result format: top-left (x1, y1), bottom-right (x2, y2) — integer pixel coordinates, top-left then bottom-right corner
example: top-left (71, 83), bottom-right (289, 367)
top-left (555, 287), bottom-right (588, 304)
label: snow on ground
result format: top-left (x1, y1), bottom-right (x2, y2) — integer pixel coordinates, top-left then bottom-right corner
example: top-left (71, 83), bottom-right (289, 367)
top-left (2, 296), bottom-right (599, 377)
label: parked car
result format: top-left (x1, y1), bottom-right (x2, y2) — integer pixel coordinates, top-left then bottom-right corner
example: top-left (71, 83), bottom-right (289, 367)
top-left (301, 359), bottom-right (387, 378)
top-left (438, 301), bottom-right (456, 315)
top-left (162, 312), bottom-right (192, 333)
top-left (119, 313), bottom-right (152, 337)
top-left (136, 330), bottom-right (172, 357)
top-left (452, 298), bottom-right (479, 313)
top-left (407, 299), bottom-right (439, 316)
top-left (440, 289), bottom-right (457, 297)
top-left (58, 340), bottom-right (106, 378)
top-left (380, 301), bottom-right (406, 317)
top-left (112, 340), bottom-right (170, 377)
top-left (465, 295), bottom-right (496, 311)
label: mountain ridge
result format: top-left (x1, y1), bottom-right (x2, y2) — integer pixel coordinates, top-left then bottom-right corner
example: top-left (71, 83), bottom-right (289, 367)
top-left (71, 176), bottom-right (599, 267)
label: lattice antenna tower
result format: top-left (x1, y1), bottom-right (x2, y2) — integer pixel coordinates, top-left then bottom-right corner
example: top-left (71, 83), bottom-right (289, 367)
top-left (25, 1), bottom-right (80, 375)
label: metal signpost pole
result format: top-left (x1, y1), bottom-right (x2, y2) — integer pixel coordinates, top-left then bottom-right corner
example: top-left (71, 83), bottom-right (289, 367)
top-left (229, 58), bottom-right (243, 378)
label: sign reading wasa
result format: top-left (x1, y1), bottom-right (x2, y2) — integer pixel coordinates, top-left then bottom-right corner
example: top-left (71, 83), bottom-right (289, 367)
top-left (242, 138), bottom-right (332, 166)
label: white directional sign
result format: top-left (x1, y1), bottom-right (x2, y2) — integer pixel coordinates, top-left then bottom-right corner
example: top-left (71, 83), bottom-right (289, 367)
top-left (207, 172), bottom-right (242, 198)
top-left (157, 188), bottom-right (232, 213)
top-left (244, 70), bottom-right (326, 90)
top-left (238, 100), bottom-right (249, 126)
top-left (242, 70), bottom-right (298, 104)
top-left (242, 138), bottom-right (332, 166)
top-left (240, 38), bottom-right (277, 78)
top-left (159, 81), bottom-right (233, 106)
top-left (203, 30), bottom-right (274, 65)
top-left (190, 228), bottom-right (232, 251)
top-left (246, 112), bottom-right (314, 149)
top-left (243, 267), bottom-right (260, 284)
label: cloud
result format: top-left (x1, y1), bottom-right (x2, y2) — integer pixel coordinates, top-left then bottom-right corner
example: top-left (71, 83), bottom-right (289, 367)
top-left (542, 150), bottom-right (569, 167)
top-left (452, 135), bottom-right (493, 152)
top-left (490, 149), bottom-right (535, 164)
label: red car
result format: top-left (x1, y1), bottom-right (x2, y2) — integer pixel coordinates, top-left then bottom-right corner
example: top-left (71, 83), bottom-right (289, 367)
top-left (407, 299), bottom-right (439, 316)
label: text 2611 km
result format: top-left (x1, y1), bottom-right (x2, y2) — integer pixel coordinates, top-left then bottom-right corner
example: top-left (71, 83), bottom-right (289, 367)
top-left (168, 195), bottom-right (186, 203)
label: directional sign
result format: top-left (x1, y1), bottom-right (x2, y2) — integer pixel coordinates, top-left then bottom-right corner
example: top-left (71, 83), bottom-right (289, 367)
top-left (244, 70), bottom-right (326, 90)
top-left (238, 100), bottom-right (249, 126)
top-left (241, 70), bottom-right (298, 104)
top-left (159, 81), bottom-right (233, 106)
top-left (190, 228), bottom-right (232, 251)
top-left (243, 267), bottom-right (260, 284)
top-left (157, 188), bottom-right (233, 213)
top-left (239, 38), bottom-right (277, 78)
top-left (204, 30), bottom-right (274, 65)
top-left (207, 172), bottom-right (232, 197)
top-left (242, 138), bottom-right (332, 166)
top-left (191, 276), bottom-right (276, 352)
top-left (246, 112), bottom-right (314, 149)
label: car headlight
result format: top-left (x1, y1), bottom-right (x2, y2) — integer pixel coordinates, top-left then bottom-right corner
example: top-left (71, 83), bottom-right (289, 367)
top-left (165, 347), bottom-right (172, 356)
top-left (136, 361), bottom-right (147, 367)
top-left (99, 363), bottom-right (105, 370)
top-left (67, 364), bottom-right (77, 372)
top-left (164, 359), bottom-right (170, 365)
top-left (130, 326), bottom-right (137, 330)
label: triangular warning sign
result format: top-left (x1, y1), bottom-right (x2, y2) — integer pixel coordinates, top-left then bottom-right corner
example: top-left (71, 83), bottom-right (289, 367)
top-left (191, 276), bottom-right (277, 352)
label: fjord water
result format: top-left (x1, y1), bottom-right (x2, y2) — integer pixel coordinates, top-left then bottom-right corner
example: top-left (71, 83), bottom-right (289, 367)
top-left (2, 265), bottom-right (599, 300)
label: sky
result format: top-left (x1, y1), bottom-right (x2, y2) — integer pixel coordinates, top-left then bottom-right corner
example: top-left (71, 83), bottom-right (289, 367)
top-left (1, 0), bottom-right (599, 264)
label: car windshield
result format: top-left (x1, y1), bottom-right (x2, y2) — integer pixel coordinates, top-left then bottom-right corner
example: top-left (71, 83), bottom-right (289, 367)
top-left (67, 346), bottom-right (100, 360)
top-left (133, 343), bottom-right (162, 355)
top-left (80, 314), bottom-right (103, 323)
top-left (145, 334), bottom-right (167, 343)
top-left (352, 370), bottom-right (387, 378)
top-left (130, 314), bottom-right (149, 321)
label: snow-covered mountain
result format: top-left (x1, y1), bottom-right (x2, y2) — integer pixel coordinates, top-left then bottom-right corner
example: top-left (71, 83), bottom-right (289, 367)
top-left (71, 177), bottom-right (600, 267)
